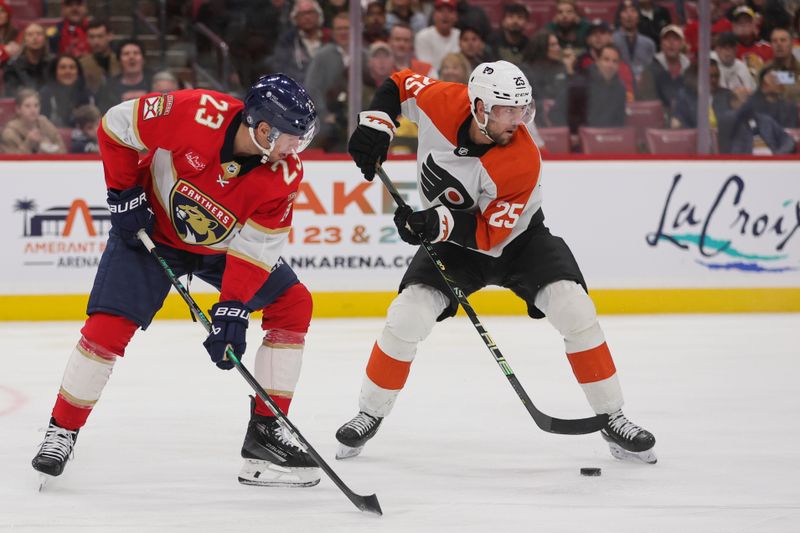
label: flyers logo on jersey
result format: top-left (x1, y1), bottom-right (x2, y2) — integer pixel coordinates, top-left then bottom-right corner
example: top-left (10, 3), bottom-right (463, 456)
top-left (170, 180), bottom-right (237, 245)
top-left (420, 154), bottom-right (475, 209)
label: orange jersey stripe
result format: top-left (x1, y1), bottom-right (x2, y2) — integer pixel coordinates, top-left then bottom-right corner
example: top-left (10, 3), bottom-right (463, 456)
top-left (566, 342), bottom-right (617, 384)
top-left (365, 342), bottom-right (412, 390)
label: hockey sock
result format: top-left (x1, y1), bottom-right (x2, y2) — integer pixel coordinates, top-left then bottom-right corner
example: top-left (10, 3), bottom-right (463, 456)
top-left (253, 329), bottom-right (305, 417)
top-left (535, 280), bottom-right (624, 414)
top-left (51, 313), bottom-right (137, 430)
top-left (358, 284), bottom-right (447, 417)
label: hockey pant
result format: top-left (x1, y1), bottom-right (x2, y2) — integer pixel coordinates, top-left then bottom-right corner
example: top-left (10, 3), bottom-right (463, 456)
top-left (358, 280), bottom-right (623, 418)
top-left (51, 283), bottom-right (313, 430)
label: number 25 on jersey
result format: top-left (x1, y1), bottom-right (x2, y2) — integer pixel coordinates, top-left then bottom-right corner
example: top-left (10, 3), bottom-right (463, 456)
top-left (488, 201), bottom-right (523, 228)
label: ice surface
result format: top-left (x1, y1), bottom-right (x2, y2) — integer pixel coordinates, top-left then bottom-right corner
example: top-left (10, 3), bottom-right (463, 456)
top-left (1, 314), bottom-right (798, 532)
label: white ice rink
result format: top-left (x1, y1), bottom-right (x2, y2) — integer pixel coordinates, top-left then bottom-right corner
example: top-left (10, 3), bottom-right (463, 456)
top-left (1, 313), bottom-right (798, 533)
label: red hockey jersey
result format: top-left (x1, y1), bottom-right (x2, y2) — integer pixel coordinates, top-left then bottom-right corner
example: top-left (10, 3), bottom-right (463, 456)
top-left (98, 89), bottom-right (303, 303)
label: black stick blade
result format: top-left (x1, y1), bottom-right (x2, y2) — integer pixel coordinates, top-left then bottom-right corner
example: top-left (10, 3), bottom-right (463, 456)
top-left (546, 413), bottom-right (609, 435)
top-left (353, 493), bottom-right (383, 515)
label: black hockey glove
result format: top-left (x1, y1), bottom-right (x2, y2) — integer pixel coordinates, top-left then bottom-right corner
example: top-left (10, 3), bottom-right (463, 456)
top-left (203, 301), bottom-right (249, 370)
top-left (348, 111), bottom-right (396, 181)
top-left (394, 205), bottom-right (453, 245)
top-left (107, 186), bottom-right (153, 247)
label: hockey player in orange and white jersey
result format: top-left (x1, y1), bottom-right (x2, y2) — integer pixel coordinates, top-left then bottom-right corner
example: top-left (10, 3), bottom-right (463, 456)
top-left (335, 61), bottom-right (657, 464)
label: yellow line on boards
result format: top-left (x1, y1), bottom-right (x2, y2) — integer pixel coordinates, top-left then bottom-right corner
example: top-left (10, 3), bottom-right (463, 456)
top-left (0, 288), bottom-right (798, 321)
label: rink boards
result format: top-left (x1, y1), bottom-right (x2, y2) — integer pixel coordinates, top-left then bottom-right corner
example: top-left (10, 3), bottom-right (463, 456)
top-left (3, 157), bottom-right (799, 319)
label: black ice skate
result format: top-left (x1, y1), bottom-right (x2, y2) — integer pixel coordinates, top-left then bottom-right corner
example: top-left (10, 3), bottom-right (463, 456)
top-left (238, 404), bottom-right (320, 487)
top-left (32, 418), bottom-right (79, 490)
top-left (335, 411), bottom-right (383, 460)
top-left (601, 409), bottom-right (657, 464)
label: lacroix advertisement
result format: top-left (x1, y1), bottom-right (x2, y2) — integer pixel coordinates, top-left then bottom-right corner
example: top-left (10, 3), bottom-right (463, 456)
top-left (4, 159), bottom-right (799, 299)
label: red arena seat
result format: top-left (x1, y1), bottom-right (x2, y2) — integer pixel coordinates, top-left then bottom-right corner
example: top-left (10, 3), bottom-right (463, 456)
top-left (645, 128), bottom-right (698, 154)
top-left (579, 126), bottom-right (637, 154)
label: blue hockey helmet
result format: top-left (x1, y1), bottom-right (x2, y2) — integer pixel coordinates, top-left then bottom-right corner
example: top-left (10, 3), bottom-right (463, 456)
top-left (244, 73), bottom-right (318, 155)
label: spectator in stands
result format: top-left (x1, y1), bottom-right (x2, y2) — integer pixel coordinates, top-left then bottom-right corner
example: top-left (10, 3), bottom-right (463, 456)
top-left (487, 2), bottom-right (529, 65)
top-left (757, 0), bottom-right (792, 43)
top-left (0, 88), bottom-right (66, 154)
top-left (546, 0), bottom-right (591, 52)
top-left (635, 0), bottom-right (671, 48)
top-left (764, 27), bottom-right (800, 104)
top-left (230, 0), bottom-right (292, 87)
top-left (270, 0), bottom-right (329, 83)
top-left (94, 39), bottom-right (150, 113)
top-left (322, 0), bottom-right (348, 30)
top-left (79, 19), bottom-right (119, 95)
top-left (151, 70), bottom-right (179, 93)
top-left (456, 0), bottom-right (491, 42)
top-left (48, 0), bottom-right (91, 57)
top-left (637, 25), bottom-right (691, 113)
top-left (415, 0), bottom-right (460, 71)
top-left (521, 31), bottom-right (573, 105)
top-left (304, 12), bottom-right (349, 152)
top-left (747, 65), bottom-right (799, 127)
top-left (718, 100), bottom-right (796, 154)
top-left (577, 19), bottom-right (635, 100)
top-left (39, 54), bottom-right (92, 128)
top-left (4, 23), bottom-right (52, 97)
top-left (388, 23), bottom-right (436, 77)
top-left (364, 1), bottom-right (389, 45)
top-left (712, 32), bottom-right (757, 101)
top-left (438, 51), bottom-right (471, 83)
top-left (732, 6), bottom-right (773, 76)
top-left (613, 0), bottom-right (656, 82)
top-left (386, 0), bottom-right (428, 34)
top-left (670, 60), bottom-right (739, 129)
top-left (0, 0), bottom-right (20, 68)
top-left (68, 103), bottom-right (99, 153)
top-left (684, 0), bottom-right (732, 58)
top-left (363, 41), bottom-right (396, 106)
top-left (459, 26), bottom-right (495, 69)
top-left (550, 44), bottom-right (627, 134)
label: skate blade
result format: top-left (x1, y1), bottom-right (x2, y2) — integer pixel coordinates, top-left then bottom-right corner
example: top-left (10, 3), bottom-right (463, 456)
top-left (37, 473), bottom-right (53, 492)
top-left (335, 443), bottom-right (363, 460)
top-left (238, 459), bottom-right (320, 487)
top-left (606, 441), bottom-right (658, 464)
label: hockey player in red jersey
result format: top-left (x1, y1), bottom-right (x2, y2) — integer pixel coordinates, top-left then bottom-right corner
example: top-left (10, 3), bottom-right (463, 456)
top-left (32, 74), bottom-right (322, 488)
top-left (336, 61), bottom-right (657, 464)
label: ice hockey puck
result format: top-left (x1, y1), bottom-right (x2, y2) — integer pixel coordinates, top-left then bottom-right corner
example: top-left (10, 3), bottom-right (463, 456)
top-left (580, 467), bottom-right (602, 476)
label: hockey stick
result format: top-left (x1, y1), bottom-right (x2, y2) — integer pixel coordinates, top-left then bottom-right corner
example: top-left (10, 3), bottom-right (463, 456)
top-left (137, 230), bottom-right (382, 516)
top-left (376, 167), bottom-right (608, 435)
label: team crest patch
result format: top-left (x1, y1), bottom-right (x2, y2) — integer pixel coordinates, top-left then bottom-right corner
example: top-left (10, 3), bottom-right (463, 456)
top-left (142, 96), bottom-right (166, 120)
top-left (170, 180), bottom-right (237, 245)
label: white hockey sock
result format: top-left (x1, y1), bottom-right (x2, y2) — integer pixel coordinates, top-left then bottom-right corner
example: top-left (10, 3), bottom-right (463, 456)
top-left (253, 329), bottom-right (304, 402)
top-left (59, 336), bottom-right (117, 409)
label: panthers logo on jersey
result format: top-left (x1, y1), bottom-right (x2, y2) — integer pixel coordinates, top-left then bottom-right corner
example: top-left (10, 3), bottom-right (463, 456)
top-left (170, 180), bottom-right (237, 245)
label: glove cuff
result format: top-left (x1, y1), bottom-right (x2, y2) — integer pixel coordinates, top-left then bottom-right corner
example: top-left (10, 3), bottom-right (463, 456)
top-left (358, 110), bottom-right (396, 141)
top-left (430, 205), bottom-right (455, 243)
top-left (210, 301), bottom-right (250, 325)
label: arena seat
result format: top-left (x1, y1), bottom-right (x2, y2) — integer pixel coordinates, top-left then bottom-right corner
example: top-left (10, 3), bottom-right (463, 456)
top-left (538, 127), bottom-right (570, 153)
top-left (645, 128), bottom-right (698, 154)
top-left (579, 126), bottom-right (637, 154)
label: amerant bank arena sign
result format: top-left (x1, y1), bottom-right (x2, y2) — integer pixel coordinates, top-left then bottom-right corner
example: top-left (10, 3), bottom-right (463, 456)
top-left (3, 159), bottom-right (799, 295)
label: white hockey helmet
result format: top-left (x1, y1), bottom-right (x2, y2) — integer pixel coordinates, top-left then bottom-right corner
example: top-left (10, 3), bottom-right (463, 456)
top-left (468, 60), bottom-right (535, 136)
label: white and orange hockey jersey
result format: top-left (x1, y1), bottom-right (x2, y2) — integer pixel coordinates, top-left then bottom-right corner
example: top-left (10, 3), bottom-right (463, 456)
top-left (383, 69), bottom-right (543, 257)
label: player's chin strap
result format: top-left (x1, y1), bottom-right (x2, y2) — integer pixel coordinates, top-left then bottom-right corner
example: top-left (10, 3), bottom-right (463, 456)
top-left (248, 126), bottom-right (276, 164)
top-left (470, 103), bottom-right (494, 143)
